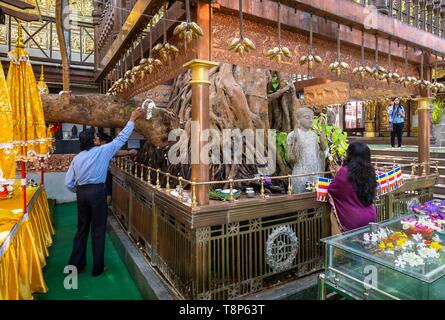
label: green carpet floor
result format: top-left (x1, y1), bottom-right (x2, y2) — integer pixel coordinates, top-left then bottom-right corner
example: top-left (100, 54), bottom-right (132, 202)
top-left (35, 202), bottom-right (143, 300)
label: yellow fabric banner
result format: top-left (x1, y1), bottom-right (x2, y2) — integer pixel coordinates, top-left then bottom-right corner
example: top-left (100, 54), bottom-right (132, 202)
top-left (7, 46), bottom-right (51, 160)
top-left (0, 187), bottom-right (54, 300)
top-left (0, 63), bottom-right (15, 179)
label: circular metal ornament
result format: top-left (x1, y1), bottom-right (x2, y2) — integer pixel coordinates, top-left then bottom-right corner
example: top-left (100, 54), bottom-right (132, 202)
top-left (266, 225), bottom-right (299, 272)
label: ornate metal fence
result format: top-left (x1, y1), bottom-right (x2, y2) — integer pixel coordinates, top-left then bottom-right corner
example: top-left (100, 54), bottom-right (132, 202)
top-left (110, 161), bottom-right (437, 299)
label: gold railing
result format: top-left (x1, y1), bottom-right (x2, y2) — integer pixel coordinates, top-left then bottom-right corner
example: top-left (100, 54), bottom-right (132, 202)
top-left (110, 158), bottom-right (438, 299)
top-left (114, 157), bottom-right (334, 207)
top-left (113, 157), bottom-right (439, 208)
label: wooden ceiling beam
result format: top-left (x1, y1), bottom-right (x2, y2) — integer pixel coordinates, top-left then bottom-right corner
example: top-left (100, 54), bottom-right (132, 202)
top-left (94, 0), bottom-right (166, 81)
top-left (218, 0), bottom-right (425, 63)
top-left (280, 0), bottom-right (445, 55)
top-left (0, 4), bottom-right (39, 21)
top-left (0, 0), bottom-right (35, 10)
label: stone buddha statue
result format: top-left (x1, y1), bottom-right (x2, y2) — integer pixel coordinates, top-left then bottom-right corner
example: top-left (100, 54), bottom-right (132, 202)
top-left (287, 107), bottom-right (327, 193)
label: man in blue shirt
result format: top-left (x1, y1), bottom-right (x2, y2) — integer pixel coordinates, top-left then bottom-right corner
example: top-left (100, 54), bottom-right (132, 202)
top-left (387, 97), bottom-right (405, 148)
top-left (65, 107), bottom-right (144, 276)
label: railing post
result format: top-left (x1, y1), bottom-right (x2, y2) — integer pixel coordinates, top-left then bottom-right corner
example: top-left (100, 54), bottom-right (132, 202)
top-left (229, 179), bottom-right (234, 203)
top-left (414, 97), bottom-right (433, 176)
top-left (191, 182), bottom-right (197, 208)
top-left (178, 177), bottom-right (184, 201)
top-left (166, 173), bottom-right (170, 192)
top-left (156, 169), bottom-right (160, 189)
top-left (260, 177), bottom-right (265, 200)
top-left (288, 175), bottom-right (292, 196)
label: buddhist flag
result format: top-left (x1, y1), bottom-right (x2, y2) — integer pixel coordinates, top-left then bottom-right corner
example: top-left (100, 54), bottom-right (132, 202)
top-left (316, 177), bottom-right (331, 202)
top-left (388, 169), bottom-right (397, 191)
top-left (376, 171), bottom-right (389, 196)
top-left (394, 166), bottom-right (404, 188)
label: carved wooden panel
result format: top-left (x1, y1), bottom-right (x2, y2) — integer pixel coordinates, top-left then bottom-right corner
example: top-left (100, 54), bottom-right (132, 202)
top-left (304, 81), bottom-right (350, 106)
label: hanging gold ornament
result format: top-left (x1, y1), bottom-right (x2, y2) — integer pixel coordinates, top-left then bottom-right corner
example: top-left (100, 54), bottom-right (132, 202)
top-left (329, 24), bottom-right (349, 77)
top-left (229, 0), bottom-right (256, 57)
top-left (383, 39), bottom-right (400, 85)
top-left (37, 65), bottom-right (49, 95)
top-left (266, 1), bottom-right (291, 64)
top-left (299, 14), bottom-right (322, 70)
top-left (140, 27), bottom-right (163, 77)
top-left (173, 0), bottom-right (203, 44)
top-left (366, 35), bottom-right (387, 81)
top-left (352, 31), bottom-right (367, 80)
top-left (152, 12), bottom-right (179, 63)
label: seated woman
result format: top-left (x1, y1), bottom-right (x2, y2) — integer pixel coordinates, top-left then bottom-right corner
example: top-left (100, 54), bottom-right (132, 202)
top-left (328, 142), bottom-right (377, 234)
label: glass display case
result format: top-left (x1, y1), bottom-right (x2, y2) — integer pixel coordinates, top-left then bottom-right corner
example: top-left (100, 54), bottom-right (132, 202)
top-left (319, 214), bottom-right (445, 300)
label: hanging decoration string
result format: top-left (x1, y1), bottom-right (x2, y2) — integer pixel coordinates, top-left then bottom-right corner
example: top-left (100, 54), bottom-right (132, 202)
top-left (239, 0), bottom-right (244, 39)
top-left (361, 30), bottom-right (365, 65)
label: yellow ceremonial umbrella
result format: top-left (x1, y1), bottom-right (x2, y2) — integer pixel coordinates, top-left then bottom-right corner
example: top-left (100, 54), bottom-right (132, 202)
top-left (0, 62), bottom-right (16, 181)
top-left (6, 21), bottom-right (52, 212)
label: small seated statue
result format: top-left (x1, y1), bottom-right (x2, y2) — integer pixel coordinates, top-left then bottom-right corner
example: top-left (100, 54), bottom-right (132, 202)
top-left (287, 107), bottom-right (327, 193)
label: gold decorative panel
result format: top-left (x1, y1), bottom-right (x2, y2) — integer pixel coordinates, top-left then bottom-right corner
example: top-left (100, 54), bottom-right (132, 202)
top-left (1, 0), bottom-right (94, 64)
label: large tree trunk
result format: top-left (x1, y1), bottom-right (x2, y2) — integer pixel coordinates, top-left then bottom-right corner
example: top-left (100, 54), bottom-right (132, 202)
top-left (41, 94), bottom-right (179, 148)
top-left (41, 63), bottom-right (303, 185)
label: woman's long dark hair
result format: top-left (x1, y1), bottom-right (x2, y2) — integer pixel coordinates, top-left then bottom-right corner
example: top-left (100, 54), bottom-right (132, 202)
top-left (343, 142), bottom-right (376, 207)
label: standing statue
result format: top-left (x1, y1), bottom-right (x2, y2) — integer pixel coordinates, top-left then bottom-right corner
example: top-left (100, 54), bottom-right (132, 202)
top-left (287, 107), bottom-right (327, 193)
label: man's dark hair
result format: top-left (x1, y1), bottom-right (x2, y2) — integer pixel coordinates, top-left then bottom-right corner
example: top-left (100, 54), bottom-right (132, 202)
top-left (79, 127), bottom-right (96, 151)
top-left (97, 132), bottom-right (112, 144)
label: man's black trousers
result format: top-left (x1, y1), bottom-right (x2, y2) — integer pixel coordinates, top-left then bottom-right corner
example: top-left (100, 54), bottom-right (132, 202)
top-left (69, 183), bottom-right (107, 276)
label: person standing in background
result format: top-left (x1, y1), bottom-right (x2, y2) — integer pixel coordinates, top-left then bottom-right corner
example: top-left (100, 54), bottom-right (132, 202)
top-left (387, 97), bottom-right (405, 149)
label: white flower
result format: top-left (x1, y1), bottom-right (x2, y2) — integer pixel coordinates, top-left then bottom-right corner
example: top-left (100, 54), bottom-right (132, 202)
top-left (402, 252), bottom-right (425, 268)
top-left (6, 186), bottom-right (12, 192)
top-left (413, 234), bottom-right (423, 242)
top-left (402, 240), bottom-right (414, 250)
top-left (433, 235), bottom-right (441, 243)
top-left (395, 256), bottom-right (407, 269)
top-left (0, 186), bottom-right (4, 192)
top-left (386, 250), bottom-right (395, 255)
top-left (416, 242), bottom-right (426, 249)
top-left (418, 247), bottom-right (440, 259)
top-left (370, 233), bottom-right (380, 243)
top-left (377, 228), bottom-right (388, 239)
top-left (401, 220), bottom-right (416, 230)
top-left (363, 233), bottom-right (370, 243)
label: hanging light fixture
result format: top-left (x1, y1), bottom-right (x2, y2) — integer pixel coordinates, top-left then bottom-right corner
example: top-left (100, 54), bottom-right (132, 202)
top-left (152, 10), bottom-right (179, 63)
top-left (329, 24), bottom-right (349, 77)
top-left (399, 44), bottom-right (416, 87)
top-left (430, 53), bottom-right (445, 93)
top-left (266, 0), bottom-right (291, 64)
top-left (416, 50), bottom-right (431, 89)
top-left (173, 0), bottom-right (204, 44)
top-left (229, 0), bottom-right (256, 56)
top-left (384, 38), bottom-right (400, 84)
top-left (352, 30), bottom-right (367, 79)
top-left (299, 14), bottom-right (322, 70)
top-left (366, 34), bottom-right (386, 80)
top-left (142, 26), bottom-right (163, 75)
